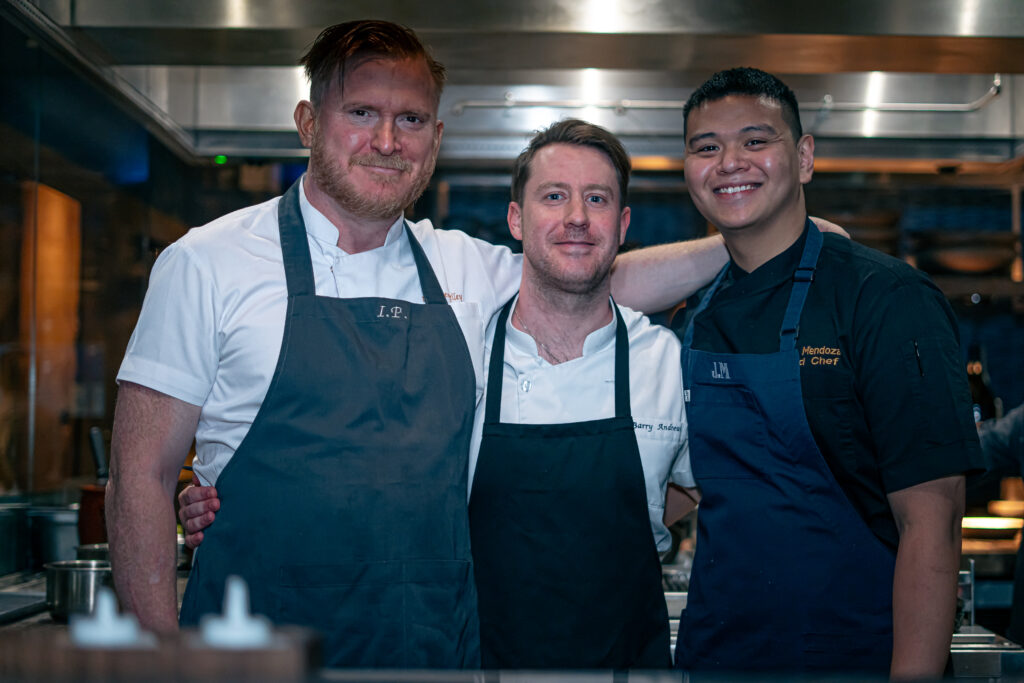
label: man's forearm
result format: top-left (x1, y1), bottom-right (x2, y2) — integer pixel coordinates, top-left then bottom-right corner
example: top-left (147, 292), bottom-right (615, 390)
top-left (106, 382), bottom-right (201, 634)
top-left (890, 518), bottom-right (961, 679)
top-left (610, 235), bottom-right (727, 313)
top-left (107, 474), bottom-right (181, 633)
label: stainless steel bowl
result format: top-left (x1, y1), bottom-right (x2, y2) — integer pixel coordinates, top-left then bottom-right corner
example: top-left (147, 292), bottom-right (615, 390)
top-left (45, 560), bottom-right (114, 621)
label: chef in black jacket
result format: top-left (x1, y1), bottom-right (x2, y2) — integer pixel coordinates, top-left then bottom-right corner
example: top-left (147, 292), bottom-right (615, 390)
top-left (672, 67), bottom-right (984, 679)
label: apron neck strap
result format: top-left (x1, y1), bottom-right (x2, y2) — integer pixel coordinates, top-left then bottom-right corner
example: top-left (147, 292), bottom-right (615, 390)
top-left (778, 219), bottom-right (823, 351)
top-left (680, 219), bottom-right (824, 353)
top-left (278, 179), bottom-right (315, 297)
top-left (484, 296), bottom-right (632, 423)
top-left (680, 262), bottom-right (731, 351)
top-left (612, 300), bottom-right (631, 418)
top-left (277, 177), bottom-right (447, 304)
top-left (405, 228), bottom-right (448, 305)
top-left (484, 299), bottom-right (514, 424)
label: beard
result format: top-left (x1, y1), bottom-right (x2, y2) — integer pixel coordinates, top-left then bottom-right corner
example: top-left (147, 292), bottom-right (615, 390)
top-left (308, 131), bottom-right (436, 221)
top-left (524, 229), bottom-right (618, 296)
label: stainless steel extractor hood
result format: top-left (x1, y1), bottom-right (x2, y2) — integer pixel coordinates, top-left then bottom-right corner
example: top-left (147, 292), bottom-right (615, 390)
top-left (4, 0), bottom-right (1024, 166)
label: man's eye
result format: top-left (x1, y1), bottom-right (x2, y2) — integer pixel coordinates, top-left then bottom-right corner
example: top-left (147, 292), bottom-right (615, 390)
top-left (350, 109), bottom-right (370, 118)
top-left (697, 144), bottom-right (718, 153)
top-left (746, 139), bottom-right (766, 147)
top-left (586, 195), bottom-right (606, 204)
top-left (403, 115), bottom-right (423, 124)
top-left (545, 192), bottom-right (564, 201)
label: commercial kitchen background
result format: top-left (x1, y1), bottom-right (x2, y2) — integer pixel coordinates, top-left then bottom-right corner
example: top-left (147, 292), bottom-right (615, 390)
top-left (0, 0), bottom-right (1022, 556)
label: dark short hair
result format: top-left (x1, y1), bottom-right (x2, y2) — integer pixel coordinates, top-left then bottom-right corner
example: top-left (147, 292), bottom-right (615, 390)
top-left (683, 67), bottom-right (803, 141)
top-left (510, 119), bottom-right (631, 207)
top-left (300, 20), bottom-right (446, 109)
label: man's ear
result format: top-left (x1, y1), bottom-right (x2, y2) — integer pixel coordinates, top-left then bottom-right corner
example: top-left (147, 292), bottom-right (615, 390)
top-left (797, 134), bottom-right (815, 184)
top-left (433, 119), bottom-right (444, 155)
top-left (294, 100), bottom-right (316, 148)
top-left (508, 202), bottom-right (524, 241)
top-left (618, 206), bottom-right (631, 245)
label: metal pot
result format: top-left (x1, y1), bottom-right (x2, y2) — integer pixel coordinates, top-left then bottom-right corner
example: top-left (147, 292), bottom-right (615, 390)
top-left (45, 559), bottom-right (113, 622)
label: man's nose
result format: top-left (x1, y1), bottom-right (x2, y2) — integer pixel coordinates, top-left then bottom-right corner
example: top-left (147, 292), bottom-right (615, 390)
top-left (372, 120), bottom-right (397, 155)
top-left (718, 144), bottom-right (748, 173)
top-left (565, 196), bottom-right (589, 227)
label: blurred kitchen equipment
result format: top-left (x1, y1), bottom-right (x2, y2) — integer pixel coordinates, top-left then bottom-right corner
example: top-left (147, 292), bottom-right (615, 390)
top-left (78, 426), bottom-right (109, 545)
top-left (29, 505), bottom-right (79, 569)
top-left (911, 231), bottom-right (1018, 276)
top-left (88, 426), bottom-right (109, 484)
top-left (988, 500), bottom-right (1024, 517)
top-left (76, 543), bottom-right (109, 562)
top-left (0, 502), bottom-right (30, 575)
top-left (177, 533), bottom-right (190, 569)
top-left (962, 516), bottom-right (1024, 540)
top-left (45, 559), bottom-right (114, 621)
top-left (70, 587), bottom-right (156, 649)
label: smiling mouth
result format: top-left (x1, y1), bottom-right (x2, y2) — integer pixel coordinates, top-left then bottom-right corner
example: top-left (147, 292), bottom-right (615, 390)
top-left (714, 184), bottom-right (760, 195)
top-left (352, 155), bottom-right (410, 173)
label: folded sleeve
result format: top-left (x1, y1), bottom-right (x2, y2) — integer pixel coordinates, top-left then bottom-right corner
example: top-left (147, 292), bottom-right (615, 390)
top-left (116, 241), bottom-right (219, 407)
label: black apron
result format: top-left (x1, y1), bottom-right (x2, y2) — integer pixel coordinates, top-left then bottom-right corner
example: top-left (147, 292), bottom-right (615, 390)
top-left (179, 179), bottom-right (481, 669)
top-left (469, 297), bottom-right (670, 669)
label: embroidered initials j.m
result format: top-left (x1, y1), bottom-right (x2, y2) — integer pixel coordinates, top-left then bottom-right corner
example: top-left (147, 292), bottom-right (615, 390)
top-left (711, 361), bottom-right (730, 379)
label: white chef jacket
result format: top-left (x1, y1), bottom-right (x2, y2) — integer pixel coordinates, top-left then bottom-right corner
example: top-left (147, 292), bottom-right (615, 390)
top-left (117, 177), bottom-right (522, 486)
top-left (468, 296), bottom-right (693, 552)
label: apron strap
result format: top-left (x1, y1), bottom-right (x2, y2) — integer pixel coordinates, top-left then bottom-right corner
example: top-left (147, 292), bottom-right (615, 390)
top-left (405, 227), bottom-right (448, 306)
top-left (612, 300), bottom-right (631, 419)
top-left (485, 297), bottom-right (631, 423)
top-left (680, 219), bottom-right (825, 354)
top-left (277, 176), bottom-right (448, 305)
top-left (278, 179), bottom-right (316, 297)
top-left (778, 219), bottom-right (824, 351)
top-left (484, 298), bottom-right (515, 424)
top-left (680, 262), bottom-right (731, 351)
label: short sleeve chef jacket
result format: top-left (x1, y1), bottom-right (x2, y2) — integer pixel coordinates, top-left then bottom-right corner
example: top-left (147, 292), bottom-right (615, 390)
top-left (117, 176), bottom-right (523, 487)
top-left (680, 227), bottom-right (984, 550)
top-left (469, 296), bottom-right (693, 552)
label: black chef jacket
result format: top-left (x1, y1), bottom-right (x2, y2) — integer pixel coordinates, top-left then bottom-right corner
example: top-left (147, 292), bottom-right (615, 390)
top-left (677, 226), bottom-right (985, 549)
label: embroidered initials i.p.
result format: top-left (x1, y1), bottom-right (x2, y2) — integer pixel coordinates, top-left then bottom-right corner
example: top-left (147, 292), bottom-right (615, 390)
top-left (377, 304), bottom-right (408, 320)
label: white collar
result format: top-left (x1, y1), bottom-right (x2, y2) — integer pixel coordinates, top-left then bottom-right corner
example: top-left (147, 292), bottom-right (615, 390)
top-left (297, 175), bottom-right (405, 255)
top-left (504, 295), bottom-right (618, 364)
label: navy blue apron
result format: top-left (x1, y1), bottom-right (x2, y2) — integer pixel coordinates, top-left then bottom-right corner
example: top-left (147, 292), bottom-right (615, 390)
top-left (469, 297), bottom-right (670, 669)
top-left (179, 179), bottom-right (481, 669)
top-left (676, 222), bottom-right (895, 673)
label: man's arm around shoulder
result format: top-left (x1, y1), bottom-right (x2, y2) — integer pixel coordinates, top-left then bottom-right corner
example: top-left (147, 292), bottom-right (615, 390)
top-left (610, 218), bottom-right (848, 313)
top-left (106, 381), bottom-right (200, 634)
top-left (888, 474), bottom-right (964, 680)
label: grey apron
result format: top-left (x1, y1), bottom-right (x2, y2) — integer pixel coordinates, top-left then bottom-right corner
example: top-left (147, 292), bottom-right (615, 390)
top-left (179, 179), bottom-right (481, 669)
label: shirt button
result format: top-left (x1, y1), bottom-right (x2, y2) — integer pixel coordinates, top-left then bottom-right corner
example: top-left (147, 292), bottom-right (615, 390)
top-left (520, 378), bottom-right (531, 393)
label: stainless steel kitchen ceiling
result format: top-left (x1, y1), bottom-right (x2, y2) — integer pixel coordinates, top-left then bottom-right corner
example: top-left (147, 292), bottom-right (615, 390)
top-left (5, 0), bottom-right (1024, 163)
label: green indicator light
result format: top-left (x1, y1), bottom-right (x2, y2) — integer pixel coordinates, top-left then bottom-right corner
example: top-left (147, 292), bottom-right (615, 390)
top-left (214, 155), bottom-right (227, 165)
